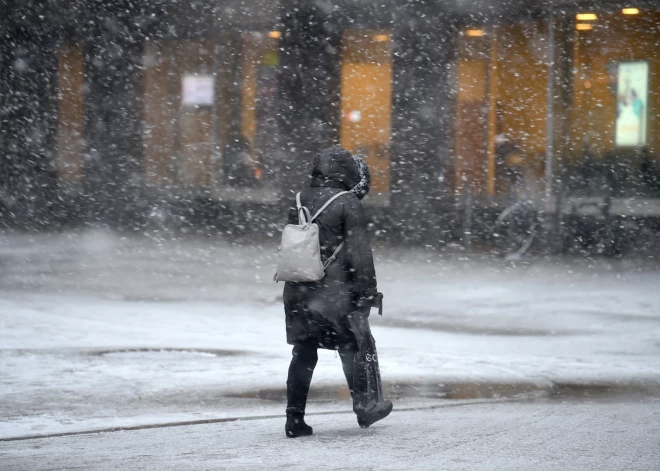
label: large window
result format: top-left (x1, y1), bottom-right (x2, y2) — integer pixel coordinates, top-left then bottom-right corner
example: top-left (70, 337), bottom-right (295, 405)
top-left (561, 8), bottom-right (660, 197)
top-left (455, 20), bottom-right (549, 204)
top-left (142, 32), bottom-right (280, 196)
top-left (340, 30), bottom-right (393, 200)
top-left (144, 40), bottom-right (214, 189)
top-left (454, 7), bottom-right (660, 203)
top-left (237, 32), bottom-right (281, 187)
top-left (57, 42), bottom-right (84, 184)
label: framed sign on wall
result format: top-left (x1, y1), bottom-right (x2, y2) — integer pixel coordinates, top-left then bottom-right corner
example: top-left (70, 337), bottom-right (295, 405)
top-left (182, 74), bottom-right (215, 107)
top-left (615, 61), bottom-right (648, 147)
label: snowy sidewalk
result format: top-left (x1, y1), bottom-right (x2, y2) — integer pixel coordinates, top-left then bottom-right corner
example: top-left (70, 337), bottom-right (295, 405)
top-left (1, 231), bottom-right (660, 445)
top-left (2, 397), bottom-right (660, 470)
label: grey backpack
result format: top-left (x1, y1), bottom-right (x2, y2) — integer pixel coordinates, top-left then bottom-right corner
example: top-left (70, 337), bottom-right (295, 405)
top-left (274, 191), bottom-right (350, 283)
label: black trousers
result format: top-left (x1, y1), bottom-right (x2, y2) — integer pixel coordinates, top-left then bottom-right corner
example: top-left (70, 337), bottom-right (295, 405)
top-left (286, 344), bottom-right (356, 414)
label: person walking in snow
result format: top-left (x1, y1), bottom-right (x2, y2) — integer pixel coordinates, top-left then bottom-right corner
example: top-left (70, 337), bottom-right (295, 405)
top-left (282, 146), bottom-right (393, 438)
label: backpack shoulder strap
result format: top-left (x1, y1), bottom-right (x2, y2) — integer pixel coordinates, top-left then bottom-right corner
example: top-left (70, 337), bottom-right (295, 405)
top-left (310, 191), bottom-right (350, 222)
top-left (295, 192), bottom-right (311, 225)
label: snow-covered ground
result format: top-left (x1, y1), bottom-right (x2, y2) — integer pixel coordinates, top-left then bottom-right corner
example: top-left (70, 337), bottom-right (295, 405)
top-left (1, 230), bottom-right (660, 442)
top-left (3, 398), bottom-right (660, 471)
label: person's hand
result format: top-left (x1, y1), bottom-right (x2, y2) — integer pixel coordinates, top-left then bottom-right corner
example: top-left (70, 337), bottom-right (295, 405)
top-left (358, 291), bottom-right (383, 315)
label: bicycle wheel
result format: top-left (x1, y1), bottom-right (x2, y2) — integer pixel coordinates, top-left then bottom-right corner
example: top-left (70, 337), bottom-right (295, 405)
top-left (493, 200), bottom-right (538, 258)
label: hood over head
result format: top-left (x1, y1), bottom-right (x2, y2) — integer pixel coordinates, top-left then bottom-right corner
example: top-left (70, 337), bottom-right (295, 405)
top-left (351, 155), bottom-right (371, 200)
top-left (310, 146), bottom-right (360, 190)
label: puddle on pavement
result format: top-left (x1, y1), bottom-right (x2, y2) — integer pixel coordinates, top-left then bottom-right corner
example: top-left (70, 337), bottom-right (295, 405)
top-left (378, 318), bottom-right (583, 336)
top-left (548, 382), bottom-right (660, 399)
top-left (122, 294), bottom-right (188, 303)
top-left (227, 381), bottom-right (660, 403)
top-left (88, 348), bottom-right (245, 358)
top-left (227, 381), bottom-right (543, 403)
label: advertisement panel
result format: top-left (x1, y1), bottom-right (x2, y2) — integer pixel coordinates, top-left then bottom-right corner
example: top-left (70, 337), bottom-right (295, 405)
top-left (616, 62), bottom-right (648, 147)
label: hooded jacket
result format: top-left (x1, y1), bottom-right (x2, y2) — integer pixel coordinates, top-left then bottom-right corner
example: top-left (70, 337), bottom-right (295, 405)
top-left (283, 147), bottom-right (377, 349)
top-left (351, 154), bottom-right (371, 200)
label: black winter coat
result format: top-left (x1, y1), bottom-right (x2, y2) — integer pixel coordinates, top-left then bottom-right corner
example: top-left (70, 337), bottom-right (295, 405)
top-left (283, 148), bottom-right (378, 350)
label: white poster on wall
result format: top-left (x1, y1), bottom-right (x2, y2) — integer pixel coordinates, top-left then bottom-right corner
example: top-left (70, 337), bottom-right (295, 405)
top-left (182, 74), bottom-right (215, 106)
top-left (615, 62), bottom-right (648, 147)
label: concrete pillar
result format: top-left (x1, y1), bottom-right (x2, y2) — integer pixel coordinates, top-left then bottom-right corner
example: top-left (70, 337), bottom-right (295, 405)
top-left (83, 1), bottom-right (145, 225)
top-left (0, 20), bottom-right (59, 227)
top-left (277, 0), bottom-right (342, 198)
top-left (219, 31), bottom-right (246, 185)
top-left (390, 5), bottom-right (456, 243)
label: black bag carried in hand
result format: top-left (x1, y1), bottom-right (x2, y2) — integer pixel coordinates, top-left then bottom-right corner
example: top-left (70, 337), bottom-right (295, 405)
top-left (346, 296), bottom-right (387, 416)
top-left (351, 332), bottom-right (384, 414)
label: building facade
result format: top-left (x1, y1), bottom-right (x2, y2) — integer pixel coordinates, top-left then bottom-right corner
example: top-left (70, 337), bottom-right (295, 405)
top-left (1, 0), bottom-right (659, 247)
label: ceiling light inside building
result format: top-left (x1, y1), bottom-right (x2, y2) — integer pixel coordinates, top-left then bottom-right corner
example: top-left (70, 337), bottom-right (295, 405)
top-left (373, 34), bottom-right (390, 42)
top-left (466, 29), bottom-right (485, 37)
top-left (576, 13), bottom-right (598, 21)
top-left (576, 23), bottom-right (594, 31)
top-left (268, 31), bottom-right (281, 39)
top-left (622, 8), bottom-right (640, 15)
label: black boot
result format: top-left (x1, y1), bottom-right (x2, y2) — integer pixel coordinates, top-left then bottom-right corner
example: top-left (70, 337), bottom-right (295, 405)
top-left (285, 412), bottom-right (313, 438)
top-left (357, 400), bottom-right (393, 428)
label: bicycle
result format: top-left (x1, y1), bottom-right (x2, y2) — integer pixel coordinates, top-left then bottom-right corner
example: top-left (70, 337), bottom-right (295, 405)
top-left (491, 153), bottom-right (540, 259)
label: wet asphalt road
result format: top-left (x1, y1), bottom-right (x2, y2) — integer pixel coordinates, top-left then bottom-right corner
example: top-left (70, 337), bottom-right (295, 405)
top-left (1, 396), bottom-right (659, 470)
